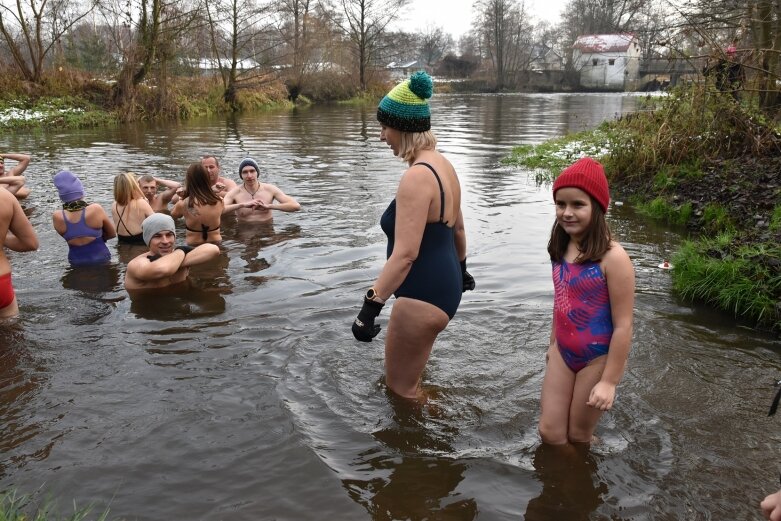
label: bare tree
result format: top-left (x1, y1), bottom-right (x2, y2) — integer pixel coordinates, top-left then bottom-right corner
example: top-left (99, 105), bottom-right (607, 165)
top-left (418, 25), bottom-right (454, 68)
top-left (277, 0), bottom-right (314, 99)
top-left (474, 0), bottom-right (534, 89)
top-left (327, 0), bottom-right (410, 91)
top-left (0, 0), bottom-right (96, 82)
top-left (203, 0), bottom-right (279, 107)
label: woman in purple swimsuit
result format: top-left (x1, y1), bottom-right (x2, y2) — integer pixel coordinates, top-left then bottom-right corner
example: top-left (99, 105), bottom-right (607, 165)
top-left (52, 170), bottom-right (116, 266)
top-left (538, 157), bottom-right (635, 447)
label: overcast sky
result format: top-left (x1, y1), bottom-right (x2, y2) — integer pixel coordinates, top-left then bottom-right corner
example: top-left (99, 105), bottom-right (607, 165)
top-left (397, 0), bottom-right (568, 38)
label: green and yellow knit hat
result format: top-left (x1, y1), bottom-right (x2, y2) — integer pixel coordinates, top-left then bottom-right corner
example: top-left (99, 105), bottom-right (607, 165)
top-left (377, 71), bottom-right (434, 132)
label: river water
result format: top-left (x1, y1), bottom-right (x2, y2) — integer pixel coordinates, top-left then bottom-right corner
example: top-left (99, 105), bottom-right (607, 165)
top-left (1, 92), bottom-right (780, 520)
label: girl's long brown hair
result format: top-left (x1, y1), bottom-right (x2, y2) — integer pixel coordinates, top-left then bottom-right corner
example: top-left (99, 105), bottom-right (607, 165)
top-left (547, 195), bottom-right (612, 263)
top-left (182, 163), bottom-right (220, 207)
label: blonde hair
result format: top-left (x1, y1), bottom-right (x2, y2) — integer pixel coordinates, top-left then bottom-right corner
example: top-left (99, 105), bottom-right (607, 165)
top-left (398, 130), bottom-right (437, 164)
top-left (113, 172), bottom-right (144, 205)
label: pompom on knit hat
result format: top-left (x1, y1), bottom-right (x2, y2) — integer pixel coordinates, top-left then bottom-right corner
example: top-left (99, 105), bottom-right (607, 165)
top-left (53, 170), bottom-right (85, 203)
top-left (238, 158), bottom-right (260, 179)
top-left (552, 157), bottom-right (610, 212)
top-left (142, 213), bottom-right (176, 246)
top-left (377, 71), bottom-right (434, 132)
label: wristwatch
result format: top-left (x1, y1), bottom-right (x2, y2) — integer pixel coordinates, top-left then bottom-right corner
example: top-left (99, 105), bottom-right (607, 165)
top-left (366, 288), bottom-right (384, 303)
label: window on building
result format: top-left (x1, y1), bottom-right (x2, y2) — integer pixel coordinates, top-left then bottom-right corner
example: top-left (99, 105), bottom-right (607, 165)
top-left (609, 59), bottom-right (615, 65)
top-left (592, 58), bottom-right (598, 66)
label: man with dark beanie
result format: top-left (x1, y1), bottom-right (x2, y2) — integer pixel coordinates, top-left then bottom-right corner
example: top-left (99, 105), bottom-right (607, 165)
top-left (222, 157), bottom-right (301, 223)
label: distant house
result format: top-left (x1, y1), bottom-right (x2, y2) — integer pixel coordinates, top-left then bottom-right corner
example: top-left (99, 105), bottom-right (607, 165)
top-left (386, 60), bottom-right (421, 81)
top-left (572, 34), bottom-right (641, 91)
top-left (529, 45), bottom-right (564, 71)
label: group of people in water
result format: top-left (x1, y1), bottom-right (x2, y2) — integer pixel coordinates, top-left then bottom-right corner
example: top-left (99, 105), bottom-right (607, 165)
top-left (5, 71), bottom-right (776, 517)
top-left (0, 151), bottom-right (301, 303)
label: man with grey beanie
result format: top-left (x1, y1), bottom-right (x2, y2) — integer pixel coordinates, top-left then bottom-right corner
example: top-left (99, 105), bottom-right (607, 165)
top-left (223, 157), bottom-right (300, 223)
top-left (124, 213), bottom-right (220, 290)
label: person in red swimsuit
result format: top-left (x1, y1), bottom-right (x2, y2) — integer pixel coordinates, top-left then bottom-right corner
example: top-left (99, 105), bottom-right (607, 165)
top-left (0, 188), bottom-right (39, 317)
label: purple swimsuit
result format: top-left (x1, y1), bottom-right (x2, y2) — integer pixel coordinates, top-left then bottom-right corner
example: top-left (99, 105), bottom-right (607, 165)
top-left (552, 260), bottom-right (613, 372)
top-left (62, 209), bottom-right (111, 266)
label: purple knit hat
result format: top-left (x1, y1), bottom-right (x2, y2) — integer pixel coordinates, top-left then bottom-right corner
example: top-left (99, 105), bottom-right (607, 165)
top-left (53, 170), bottom-right (85, 203)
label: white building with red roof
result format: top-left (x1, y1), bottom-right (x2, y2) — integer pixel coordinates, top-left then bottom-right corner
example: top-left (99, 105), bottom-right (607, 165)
top-left (572, 33), bottom-right (641, 91)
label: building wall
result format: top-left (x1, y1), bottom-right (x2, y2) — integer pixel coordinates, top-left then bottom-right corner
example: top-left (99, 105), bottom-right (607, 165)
top-left (573, 43), bottom-right (641, 91)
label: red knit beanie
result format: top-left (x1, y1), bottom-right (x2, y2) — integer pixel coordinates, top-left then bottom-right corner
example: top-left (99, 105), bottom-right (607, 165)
top-left (552, 157), bottom-right (610, 212)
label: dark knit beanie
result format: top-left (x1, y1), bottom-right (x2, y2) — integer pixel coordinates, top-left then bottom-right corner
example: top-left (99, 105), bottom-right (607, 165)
top-left (238, 157), bottom-right (260, 179)
top-left (552, 157), bottom-right (610, 212)
top-left (53, 170), bottom-right (85, 203)
top-left (377, 71), bottom-right (433, 132)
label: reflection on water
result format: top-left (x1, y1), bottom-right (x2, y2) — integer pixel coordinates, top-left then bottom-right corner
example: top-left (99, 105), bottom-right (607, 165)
top-left (60, 263), bottom-right (122, 294)
top-left (0, 92), bottom-right (779, 520)
top-left (344, 394), bottom-right (477, 520)
top-left (129, 282), bottom-right (227, 321)
top-left (524, 443), bottom-right (607, 521)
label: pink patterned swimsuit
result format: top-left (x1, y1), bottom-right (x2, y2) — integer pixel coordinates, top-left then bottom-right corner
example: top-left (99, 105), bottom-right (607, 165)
top-left (552, 260), bottom-right (613, 372)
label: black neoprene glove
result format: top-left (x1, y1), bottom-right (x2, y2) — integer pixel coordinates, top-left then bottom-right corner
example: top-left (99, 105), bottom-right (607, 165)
top-left (176, 245), bottom-right (194, 255)
top-left (147, 254), bottom-right (162, 262)
top-left (461, 259), bottom-right (475, 292)
top-left (352, 298), bottom-right (384, 342)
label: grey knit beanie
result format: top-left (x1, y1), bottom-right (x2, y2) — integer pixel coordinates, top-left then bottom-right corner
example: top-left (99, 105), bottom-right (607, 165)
top-left (142, 213), bottom-right (176, 246)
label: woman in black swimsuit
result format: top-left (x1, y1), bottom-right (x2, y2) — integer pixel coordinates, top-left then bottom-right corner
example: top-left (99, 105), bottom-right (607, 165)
top-left (112, 172), bottom-right (154, 244)
top-left (171, 163), bottom-right (225, 246)
top-left (351, 71), bottom-right (475, 400)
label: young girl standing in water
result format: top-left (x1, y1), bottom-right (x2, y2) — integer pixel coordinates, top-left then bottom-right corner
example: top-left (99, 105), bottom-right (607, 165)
top-left (538, 157), bottom-right (635, 446)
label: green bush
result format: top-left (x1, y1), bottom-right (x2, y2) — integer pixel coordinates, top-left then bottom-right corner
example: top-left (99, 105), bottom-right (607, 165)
top-left (672, 234), bottom-right (781, 329)
top-left (603, 83), bottom-right (780, 182)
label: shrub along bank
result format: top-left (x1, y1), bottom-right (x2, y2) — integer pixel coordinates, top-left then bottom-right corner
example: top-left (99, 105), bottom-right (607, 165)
top-left (505, 83), bottom-right (781, 332)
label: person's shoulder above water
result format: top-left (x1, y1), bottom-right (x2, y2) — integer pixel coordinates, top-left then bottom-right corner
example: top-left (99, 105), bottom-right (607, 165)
top-left (124, 213), bottom-right (220, 290)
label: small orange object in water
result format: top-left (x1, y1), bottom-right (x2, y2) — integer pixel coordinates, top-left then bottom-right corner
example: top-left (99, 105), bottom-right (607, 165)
top-left (658, 260), bottom-right (672, 269)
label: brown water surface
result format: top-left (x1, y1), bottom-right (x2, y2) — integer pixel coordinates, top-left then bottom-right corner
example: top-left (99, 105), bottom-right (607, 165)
top-left (1, 92), bottom-right (779, 520)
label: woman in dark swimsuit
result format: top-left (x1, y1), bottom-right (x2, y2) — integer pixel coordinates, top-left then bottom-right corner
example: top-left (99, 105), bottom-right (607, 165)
top-left (112, 172), bottom-right (154, 244)
top-left (171, 163), bottom-right (260, 246)
top-left (351, 71), bottom-right (475, 400)
top-left (171, 163), bottom-right (223, 246)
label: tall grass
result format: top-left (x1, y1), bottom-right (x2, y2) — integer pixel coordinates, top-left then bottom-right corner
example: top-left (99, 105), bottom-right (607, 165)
top-left (673, 234), bottom-right (781, 330)
top-left (0, 489), bottom-right (111, 521)
top-left (604, 83), bottom-right (781, 181)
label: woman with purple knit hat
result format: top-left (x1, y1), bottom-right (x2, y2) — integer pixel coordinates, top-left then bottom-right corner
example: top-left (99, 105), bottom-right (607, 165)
top-left (351, 71), bottom-right (475, 400)
top-left (52, 170), bottom-right (116, 266)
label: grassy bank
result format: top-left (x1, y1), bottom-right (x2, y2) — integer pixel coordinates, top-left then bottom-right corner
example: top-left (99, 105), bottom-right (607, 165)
top-left (0, 70), bottom-right (293, 129)
top-left (505, 84), bottom-right (781, 332)
top-left (0, 488), bottom-right (110, 521)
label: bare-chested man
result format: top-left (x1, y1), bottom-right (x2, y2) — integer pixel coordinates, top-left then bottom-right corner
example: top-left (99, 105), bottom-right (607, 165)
top-left (0, 153), bottom-right (31, 199)
top-left (138, 175), bottom-right (181, 212)
top-left (223, 157), bottom-right (301, 223)
top-left (124, 213), bottom-right (220, 291)
top-left (201, 155), bottom-right (237, 198)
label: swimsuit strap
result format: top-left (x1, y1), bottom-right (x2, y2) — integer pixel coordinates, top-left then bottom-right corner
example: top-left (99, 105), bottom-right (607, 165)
top-left (413, 161), bottom-right (446, 224)
top-left (61, 207), bottom-right (87, 223)
top-left (116, 203), bottom-right (131, 235)
top-left (185, 223), bottom-right (220, 240)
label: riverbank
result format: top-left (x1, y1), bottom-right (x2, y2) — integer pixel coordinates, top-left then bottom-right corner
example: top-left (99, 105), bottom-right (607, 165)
top-left (0, 72), bottom-right (294, 129)
top-left (505, 84), bottom-right (781, 332)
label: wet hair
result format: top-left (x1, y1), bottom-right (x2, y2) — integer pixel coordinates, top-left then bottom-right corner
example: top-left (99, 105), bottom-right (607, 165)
top-left (182, 163), bottom-right (220, 207)
top-left (113, 172), bottom-right (145, 205)
top-left (397, 130), bottom-right (437, 164)
top-left (547, 194), bottom-right (612, 263)
top-left (139, 175), bottom-right (155, 184)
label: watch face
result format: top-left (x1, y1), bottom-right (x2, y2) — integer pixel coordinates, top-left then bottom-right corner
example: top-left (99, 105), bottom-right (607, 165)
top-left (367, 288), bottom-right (376, 299)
